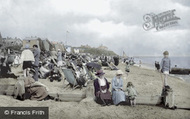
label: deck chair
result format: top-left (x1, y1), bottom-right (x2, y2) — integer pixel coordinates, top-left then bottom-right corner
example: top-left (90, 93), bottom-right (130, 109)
top-left (107, 62), bottom-right (118, 70)
top-left (62, 68), bottom-right (79, 89)
top-left (82, 66), bottom-right (90, 79)
top-left (81, 66), bottom-right (91, 86)
top-left (70, 61), bottom-right (77, 71)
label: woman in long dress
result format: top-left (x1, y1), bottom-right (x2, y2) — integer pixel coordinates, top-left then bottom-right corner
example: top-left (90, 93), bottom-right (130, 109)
top-left (20, 44), bottom-right (35, 77)
top-left (112, 70), bottom-right (126, 105)
top-left (94, 69), bottom-right (112, 106)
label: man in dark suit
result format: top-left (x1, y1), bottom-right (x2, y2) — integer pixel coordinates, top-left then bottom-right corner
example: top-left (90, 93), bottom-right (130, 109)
top-left (33, 45), bottom-right (40, 81)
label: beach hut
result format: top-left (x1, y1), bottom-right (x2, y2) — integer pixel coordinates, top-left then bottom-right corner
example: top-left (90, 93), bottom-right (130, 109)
top-left (22, 37), bottom-right (41, 50)
top-left (41, 38), bottom-right (51, 51)
top-left (51, 41), bottom-right (66, 52)
top-left (23, 37), bottom-right (53, 52)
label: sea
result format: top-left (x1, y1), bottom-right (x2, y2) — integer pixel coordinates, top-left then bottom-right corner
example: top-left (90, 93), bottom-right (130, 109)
top-left (134, 56), bottom-right (190, 83)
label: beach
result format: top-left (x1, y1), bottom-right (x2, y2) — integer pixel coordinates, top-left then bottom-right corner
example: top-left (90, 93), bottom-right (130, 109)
top-left (0, 63), bottom-right (190, 119)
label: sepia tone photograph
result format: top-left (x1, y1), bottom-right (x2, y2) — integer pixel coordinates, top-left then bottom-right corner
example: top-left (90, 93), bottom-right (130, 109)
top-left (0, 0), bottom-right (190, 119)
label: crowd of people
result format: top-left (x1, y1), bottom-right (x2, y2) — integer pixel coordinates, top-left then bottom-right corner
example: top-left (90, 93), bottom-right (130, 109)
top-left (0, 46), bottom-right (171, 106)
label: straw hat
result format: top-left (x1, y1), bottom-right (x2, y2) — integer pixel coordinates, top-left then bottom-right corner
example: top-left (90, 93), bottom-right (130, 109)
top-left (163, 51), bottom-right (169, 55)
top-left (95, 69), bottom-right (105, 77)
top-left (116, 70), bottom-right (123, 75)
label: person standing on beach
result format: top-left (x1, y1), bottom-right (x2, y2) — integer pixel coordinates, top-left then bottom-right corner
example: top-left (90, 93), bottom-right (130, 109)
top-left (125, 82), bottom-right (137, 106)
top-left (33, 45), bottom-right (40, 81)
top-left (50, 48), bottom-right (57, 61)
top-left (139, 60), bottom-right (142, 67)
top-left (160, 51), bottom-right (171, 87)
top-left (20, 44), bottom-right (35, 77)
top-left (57, 49), bottom-right (63, 67)
top-left (155, 61), bottom-right (160, 71)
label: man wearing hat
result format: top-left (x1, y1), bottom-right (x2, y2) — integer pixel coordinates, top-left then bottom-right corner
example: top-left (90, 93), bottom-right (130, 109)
top-left (94, 69), bottom-right (112, 106)
top-left (160, 51), bottom-right (171, 87)
top-left (111, 70), bottom-right (126, 105)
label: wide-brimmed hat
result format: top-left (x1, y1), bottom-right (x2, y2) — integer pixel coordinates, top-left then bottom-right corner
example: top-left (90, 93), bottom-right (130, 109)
top-left (116, 70), bottom-right (123, 75)
top-left (163, 51), bottom-right (169, 55)
top-left (95, 69), bottom-right (105, 77)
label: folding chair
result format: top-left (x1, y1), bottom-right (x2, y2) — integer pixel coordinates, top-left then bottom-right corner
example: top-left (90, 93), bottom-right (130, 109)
top-left (107, 62), bottom-right (118, 70)
top-left (62, 68), bottom-right (79, 89)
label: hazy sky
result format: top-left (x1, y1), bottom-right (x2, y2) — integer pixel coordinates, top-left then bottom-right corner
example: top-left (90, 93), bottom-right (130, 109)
top-left (0, 0), bottom-right (190, 56)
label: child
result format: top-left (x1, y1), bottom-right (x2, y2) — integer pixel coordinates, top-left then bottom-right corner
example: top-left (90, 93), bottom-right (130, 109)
top-left (126, 82), bottom-right (137, 106)
top-left (160, 51), bottom-right (171, 87)
top-left (125, 62), bottom-right (130, 76)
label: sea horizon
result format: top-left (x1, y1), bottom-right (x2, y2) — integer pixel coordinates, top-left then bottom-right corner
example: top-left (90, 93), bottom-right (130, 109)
top-left (134, 56), bottom-right (190, 69)
top-left (133, 55), bottom-right (190, 58)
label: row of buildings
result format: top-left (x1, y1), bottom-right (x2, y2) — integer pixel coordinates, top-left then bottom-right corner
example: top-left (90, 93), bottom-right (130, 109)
top-left (81, 44), bottom-right (108, 50)
top-left (0, 33), bottom-right (110, 54)
top-left (0, 32), bottom-right (22, 50)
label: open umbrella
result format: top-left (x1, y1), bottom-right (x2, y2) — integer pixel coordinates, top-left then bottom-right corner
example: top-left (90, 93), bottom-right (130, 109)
top-left (86, 62), bottom-right (101, 70)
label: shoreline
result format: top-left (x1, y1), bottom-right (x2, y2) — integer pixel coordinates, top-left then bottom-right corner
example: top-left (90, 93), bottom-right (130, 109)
top-left (134, 56), bottom-right (190, 69)
top-left (134, 63), bottom-right (190, 83)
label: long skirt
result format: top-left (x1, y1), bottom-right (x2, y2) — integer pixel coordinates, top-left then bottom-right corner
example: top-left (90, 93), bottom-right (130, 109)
top-left (23, 61), bottom-right (32, 70)
top-left (99, 86), bottom-right (111, 100)
top-left (96, 86), bottom-right (111, 104)
top-left (112, 90), bottom-right (126, 105)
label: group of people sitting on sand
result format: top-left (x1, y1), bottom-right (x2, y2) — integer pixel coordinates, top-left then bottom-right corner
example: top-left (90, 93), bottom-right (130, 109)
top-left (94, 69), bottom-right (137, 106)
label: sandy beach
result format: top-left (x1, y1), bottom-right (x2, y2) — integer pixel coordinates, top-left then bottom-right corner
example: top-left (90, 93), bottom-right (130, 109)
top-left (0, 63), bottom-right (190, 119)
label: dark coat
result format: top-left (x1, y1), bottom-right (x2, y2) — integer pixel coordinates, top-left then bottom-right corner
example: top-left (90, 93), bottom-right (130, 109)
top-left (33, 48), bottom-right (40, 66)
top-left (24, 77), bottom-right (48, 101)
top-left (94, 78), bottom-right (110, 96)
top-left (0, 63), bottom-right (11, 75)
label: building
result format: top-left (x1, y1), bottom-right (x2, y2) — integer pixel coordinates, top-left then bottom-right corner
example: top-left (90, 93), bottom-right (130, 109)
top-left (81, 44), bottom-right (91, 48)
top-left (98, 44), bottom-right (108, 50)
top-left (0, 32), bottom-right (22, 50)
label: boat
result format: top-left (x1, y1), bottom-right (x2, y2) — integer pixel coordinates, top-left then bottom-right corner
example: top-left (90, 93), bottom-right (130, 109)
top-left (170, 68), bottom-right (190, 75)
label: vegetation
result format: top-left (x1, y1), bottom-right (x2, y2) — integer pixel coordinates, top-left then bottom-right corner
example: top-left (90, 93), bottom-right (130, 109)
top-left (80, 46), bottom-right (117, 56)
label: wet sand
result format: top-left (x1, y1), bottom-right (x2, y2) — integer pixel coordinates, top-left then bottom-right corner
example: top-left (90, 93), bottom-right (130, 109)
top-left (0, 63), bottom-right (190, 119)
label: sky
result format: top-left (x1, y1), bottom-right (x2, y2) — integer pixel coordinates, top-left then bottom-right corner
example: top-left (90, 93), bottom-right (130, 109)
top-left (0, 0), bottom-right (190, 56)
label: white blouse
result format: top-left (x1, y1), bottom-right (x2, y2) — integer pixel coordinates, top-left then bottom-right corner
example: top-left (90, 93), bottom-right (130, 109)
top-left (98, 78), bottom-right (106, 86)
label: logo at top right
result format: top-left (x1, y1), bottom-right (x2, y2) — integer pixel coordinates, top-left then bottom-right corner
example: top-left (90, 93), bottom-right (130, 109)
top-left (143, 9), bottom-right (180, 31)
